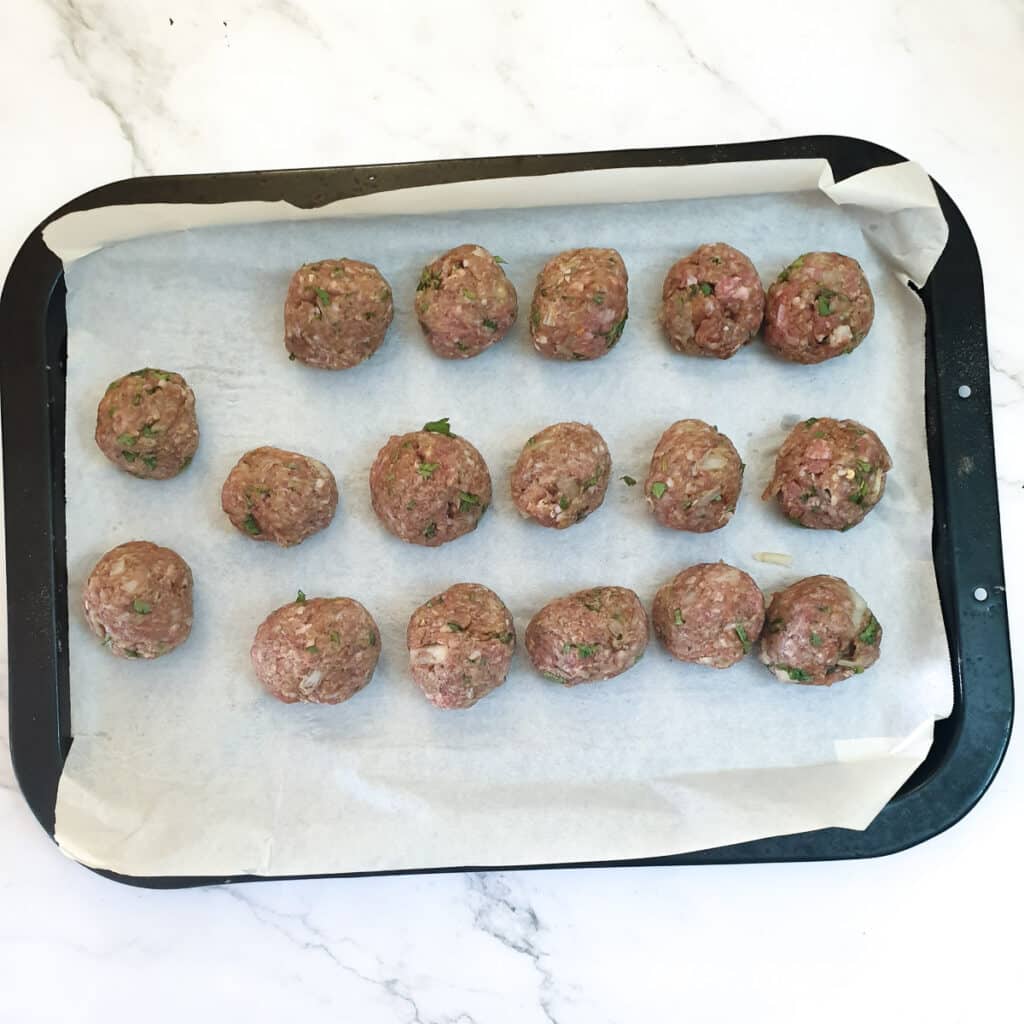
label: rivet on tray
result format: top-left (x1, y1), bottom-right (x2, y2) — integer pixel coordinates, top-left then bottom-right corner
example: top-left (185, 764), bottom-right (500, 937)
top-left (973, 586), bottom-right (988, 602)
top-left (958, 384), bottom-right (972, 398)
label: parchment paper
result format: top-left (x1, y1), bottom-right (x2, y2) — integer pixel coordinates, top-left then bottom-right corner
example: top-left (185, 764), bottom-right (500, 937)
top-left (49, 159), bottom-right (953, 876)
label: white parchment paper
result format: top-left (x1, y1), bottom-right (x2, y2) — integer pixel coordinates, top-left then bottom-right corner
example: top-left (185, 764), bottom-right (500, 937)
top-left (50, 159), bottom-right (953, 876)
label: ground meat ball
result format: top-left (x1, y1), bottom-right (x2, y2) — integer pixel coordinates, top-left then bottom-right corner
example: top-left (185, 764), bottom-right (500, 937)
top-left (529, 248), bottom-right (629, 360)
top-left (764, 252), bottom-right (874, 363)
top-left (251, 594), bottom-right (380, 704)
top-left (220, 446), bottom-right (339, 547)
top-left (414, 244), bottom-right (518, 359)
top-left (284, 258), bottom-right (394, 369)
top-left (759, 575), bottom-right (882, 686)
top-left (660, 243), bottom-right (765, 359)
top-left (763, 417), bottom-right (892, 531)
top-left (369, 420), bottom-right (491, 547)
top-left (510, 421), bottom-right (611, 529)
top-left (644, 420), bottom-right (744, 532)
top-left (525, 586), bottom-right (648, 686)
top-left (95, 368), bottom-right (198, 480)
top-left (407, 583), bottom-right (516, 709)
top-left (82, 541), bottom-right (193, 659)
top-left (652, 562), bottom-right (765, 668)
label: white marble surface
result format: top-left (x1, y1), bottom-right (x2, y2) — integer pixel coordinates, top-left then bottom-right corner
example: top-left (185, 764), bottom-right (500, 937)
top-left (0, 1), bottom-right (1020, 1020)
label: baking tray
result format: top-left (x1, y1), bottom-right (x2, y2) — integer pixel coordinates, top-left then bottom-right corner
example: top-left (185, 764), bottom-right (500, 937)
top-left (1, 135), bottom-right (1013, 888)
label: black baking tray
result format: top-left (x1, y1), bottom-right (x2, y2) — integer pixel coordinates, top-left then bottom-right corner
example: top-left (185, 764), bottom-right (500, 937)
top-left (1, 135), bottom-right (1013, 888)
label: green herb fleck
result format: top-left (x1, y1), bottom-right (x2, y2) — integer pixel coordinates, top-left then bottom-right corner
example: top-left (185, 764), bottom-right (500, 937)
top-left (734, 624), bottom-right (751, 654)
top-left (493, 254), bottom-right (508, 264)
top-left (368, 632), bottom-right (377, 647)
top-left (121, 450), bottom-right (137, 463)
top-left (601, 313), bottom-right (628, 348)
top-left (482, 318), bottom-right (498, 331)
top-left (142, 455), bottom-right (158, 471)
top-left (131, 392), bottom-right (143, 406)
top-left (329, 631), bottom-right (340, 645)
top-left (132, 599), bottom-right (152, 615)
top-left (582, 473), bottom-right (599, 489)
top-left (417, 268), bottom-right (442, 291)
top-left (141, 424), bottom-right (159, 438)
top-left (816, 296), bottom-right (832, 316)
top-left (530, 307), bottom-right (541, 329)
top-left (673, 608), bottom-right (684, 626)
top-left (405, 499), bottom-right (417, 510)
top-left (856, 459), bottom-right (873, 475)
top-left (699, 282), bottom-right (713, 296)
top-left (558, 495), bottom-right (570, 510)
top-left (243, 514), bottom-right (261, 536)
top-left (461, 288), bottom-right (478, 301)
top-left (314, 287), bottom-right (331, 306)
top-left (621, 475), bottom-right (637, 486)
top-left (456, 341), bottom-right (468, 352)
top-left (423, 521), bottom-right (437, 539)
top-left (783, 665), bottom-right (811, 682)
top-left (574, 643), bottom-right (598, 658)
top-left (850, 481), bottom-right (869, 505)
top-left (803, 417), bottom-right (819, 427)
top-left (458, 491), bottom-right (481, 513)
top-left (810, 632), bottom-right (823, 647)
top-left (542, 671), bottom-right (568, 684)
top-left (650, 481), bottom-right (668, 499)
top-left (497, 631), bottom-right (514, 644)
top-left (180, 455), bottom-right (193, 470)
top-left (288, 352), bottom-right (297, 361)
top-left (422, 417), bottom-right (452, 435)
top-left (306, 645), bottom-right (320, 654)
top-left (124, 649), bottom-right (140, 658)
top-left (417, 461), bottom-right (440, 479)
top-left (296, 590), bottom-right (306, 603)
top-left (447, 622), bottom-right (464, 633)
top-left (116, 433), bottom-right (137, 448)
top-left (593, 292), bottom-right (605, 305)
top-left (858, 616), bottom-right (879, 645)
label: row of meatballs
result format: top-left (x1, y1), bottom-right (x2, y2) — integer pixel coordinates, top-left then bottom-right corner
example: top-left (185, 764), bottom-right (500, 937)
top-left (95, 372), bottom-right (893, 541)
top-left (283, 244), bottom-right (874, 368)
top-left (82, 543), bottom-right (883, 704)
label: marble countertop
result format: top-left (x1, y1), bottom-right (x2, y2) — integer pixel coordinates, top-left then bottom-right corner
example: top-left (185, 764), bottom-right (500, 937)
top-left (1, 2), bottom-right (1019, 1020)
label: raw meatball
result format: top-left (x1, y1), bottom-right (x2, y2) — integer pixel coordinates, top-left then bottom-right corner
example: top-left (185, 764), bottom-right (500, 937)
top-left (644, 419), bottom-right (744, 532)
top-left (652, 562), bottom-right (765, 668)
top-left (95, 368), bottom-right (198, 480)
top-left (284, 258), bottom-right (394, 369)
top-left (221, 446), bottom-right (338, 547)
top-left (82, 541), bottom-right (193, 659)
top-left (764, 252), bottom-right (874, 363)
top-left (660, 242), bottom-right (765, 359)
top-left (510, 421), bottom-right (611, 529)
top-left (525, 586), bottom-right (648, 686)
top-left (407, 583), bottom-right (516, 709)
top-left (529, 248), bottom-right (629, 360)
top-left (760, 575), bottom-right (882, 686)
top-left (763, 417), bottom-right (892, 531)
top-left (369, 418), bottom-right (491, 547)
top-left (415, 244), bottom-right (518, 358)
top-left (251, 593), bottom-right (380, 704)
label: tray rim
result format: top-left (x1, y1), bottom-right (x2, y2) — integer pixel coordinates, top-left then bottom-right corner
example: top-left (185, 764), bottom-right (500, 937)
top-left (1, 134), bottom-right (1013, 888)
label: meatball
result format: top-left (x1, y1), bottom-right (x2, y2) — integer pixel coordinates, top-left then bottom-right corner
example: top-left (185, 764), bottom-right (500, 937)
top-left (95, 368), bottom-right (198, 480)
top-left (525, 586), bottom-right (648, 686)
top-left (529, 248), bottom-right (629, 360)
top-left (414, 244), bottom-right (518, 359)
top-left (764, 252), bottom-right (874, 363)
top-left (510, 421), bottom-right (611, 529)
top-left (283, 258), bottom-right (394, 369)
top-left (369, 419), bottom-right (491, 547)
top-left (652, 562), bottom-right (765, 668)
top-left (406, 583), bottom-right (516, 709)
top-left (660, 242), bottom-right (765, 359)
top-left (644, 420), bottom-right (744, 533)
top-left (251, 593), bottom-right (380, 704)
top-left (760, 575), bottom-right (882, 686)
top-left (763, 417), bottom-right (892, 531)
top-left (221, 446), bottom-right (338, 547)
top-left (82, 541), bottom-right (193, 659)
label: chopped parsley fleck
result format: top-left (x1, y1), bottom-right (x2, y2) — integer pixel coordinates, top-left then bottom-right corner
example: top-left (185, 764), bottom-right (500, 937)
top-left (124, 649), bottom-right (140, 658)
top-left (417, 268), bottom-right (442, 291)
top-left (582, 473), bottom-right (599, 489)
top-left (306, 645), bottom-right (320, 654)
top-left (423, 521), bottom-right (437, 539)
top-left (673, 608), bottom-right (684, 626)
top-left (617, 476), bottom-right (635, 488)
top-left (855, 459), bottom-right (873, 475)
top-left (417, 461), bottom-right (440, 479)
top-left (558, 495), bottom-right (570, 510)
top-left (593, 292), bottom-right (605, 305)
top-left (734, 624), bottom-right (751, 654)
top-left (116, 433), bottom-right (137, 448)
top-left (462, 288), bottom-right (478, 301)
top-left (482, 318), bottom-right (498, 330)
top-left (492, 254), bottom-right (507, 264)
top-left (141, 424), bottom-right (159, 438)
top-left (858, 616), bottom-right (879, 645)
top-left (368, 632), bottom-right (377, 647)
top-left (314, 287), bottom-right (331, 306)
top-left (180, 455), bottom-right (193, 470)
top-left (542, 671), bottom-right (568, 684)
top-left (422, 417), bottom-right (452, 435)
top-left (803, 417), bottom-right (819, 427)
top-left (650, 481), bottom-right (668, 499)
top-left (850, 480), bottom-right (869, 505)
top-left (530, 308), bottom-right (541, 328)
top-left (330, 631), bottom-right (340, 644)
top-left (296, 590), bottom-right (306, 603)
top-left (783, 665), bottom-right (811, 682)
top-left (456, 341), bottom-right (468, 352)
top-left (458, 491), bottom-right (481, 513)
top-left (288, 352), bottom-right (297, 361)
top-left (405, 499), bottom-right (417, 510)
top-left (497, 631), bottom-right (514, 644)
top-left (699, 282), bottom-right (713, 296)
top-left (816, 295), bottom-right (832, 316)
top-left (132, 393), bottom-right (143, 406)
top-left (601, 313), bottom-right (628, 348)
top-left (574, 643), bottom-right (598, 658)
top-left (121, 450), bottom-right (137, 463)
top-left (243, 514), bottom-right (261, 535)
top-left (142, 455), bottom-right (158, 471)
top-left (447, 621), bottom-right (464, 632)
top-left (810, 632), bottom-right (823, 647)
top-left (132, 599), bottom-right (152, 615)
